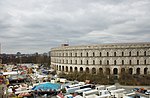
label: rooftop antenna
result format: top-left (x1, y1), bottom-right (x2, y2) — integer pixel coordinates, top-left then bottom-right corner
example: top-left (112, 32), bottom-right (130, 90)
top-left (61, 39), bottom-right (69, 47)
top-left (66, 39), bottom-right (69, 45)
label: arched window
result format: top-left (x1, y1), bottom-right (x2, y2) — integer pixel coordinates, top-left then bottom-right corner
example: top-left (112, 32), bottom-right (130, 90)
top-left (75, 53), bottom-right (77, 57)
top-left (129, 68), bottom-right (133, 74)
top-left (144, 60), bottom-right (146, 65)
top-left (113, 68), bottom-right (118, 74)
top-left (80, 67), bottom-right (83, 73)
top-left (144, 68), bottom-right (148, 75)
top-left (93, 60), bottom-right (95, 65)
top-left (66, 53), bottom-right (68, 56)
top-left (100, 60), bottom-right (102, 65)
top-left (86, 67), bottom-right (89, 73)
top-left (114, 60), bottom-right (117, 65)
top-left (81, 53), bottom-right (82, 57)
top-left (106, 68), bottom-right (110, 75)
top-left (100, 52), bottom-right (102, 57)
top-left (122, 60), bottom-right (124, 65)
top-left (114, 52), bottom-right (116, 56)
top-left (70, 53), bottom-right (72, 57)
top-left (137, 51), bottom-right (139, 56)
top-left (62, 66), bottom-right (64, 71)
top-left (81, 60), bottom-right (83, 64)
top-left (99, 68), bottom-right (103, 74)
top-left (66, 60), bottom-right (68, 64)
top-left (107, 52), bottom-right (109, 56)
top-left (66, 66), bottom-right (68, 72)
top-left (86, 52), bottom-right (88, 57)
top-left (59, 66), bottom-right (61, 71)
top-left (122, 52), bottom-right (124, 56)
top-left (57, 65), bottom-right (58, 70)
top-left (74, 67), bottom-right (78, 72)
top-left (107, 60), bottom-right (109, 65)
top-left (121, 68), bottom-right (125, 74)
top-left (129, 51), bottom-right (131, 56)
top-left (70, 67), bottom-right (73, 72)
top-left (144, 51), bottom-right (146, 56)
top-left (75, 60), bottom-right (77, 64)
top-left (136, 68), bottom-right (140, 75)
top-left (137, 60), bottom-right (139, 65)
top-left (129, 60), bottom-right (132, 65)
top-left (93, 52), bottom-right (95, 57)
top-left (92, 68), bottom-right (96, 74)
top-left (70, 60), bottom-right (72, 64)
top-left (87, 60), bottom-right (88, 65)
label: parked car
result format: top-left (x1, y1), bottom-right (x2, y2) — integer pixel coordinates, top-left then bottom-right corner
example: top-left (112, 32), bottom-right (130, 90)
top-left (145, 90), bottom-right (150, 95)
top-left (140, 90), bottom-right (147, 94)
top-left (132, 88), bottom-right (139, 92)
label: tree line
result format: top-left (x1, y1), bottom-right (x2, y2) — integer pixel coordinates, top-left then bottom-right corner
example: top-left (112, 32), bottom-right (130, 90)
top-left (58, 71), bottom-right (150, 86)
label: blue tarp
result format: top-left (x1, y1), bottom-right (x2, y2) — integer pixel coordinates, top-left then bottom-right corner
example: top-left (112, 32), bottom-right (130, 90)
top-left (32, 82), bottom-right (61, 91)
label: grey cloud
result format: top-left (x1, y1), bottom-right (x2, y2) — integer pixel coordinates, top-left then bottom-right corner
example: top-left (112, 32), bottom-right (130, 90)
top-left (0, 0), bottom-right (150, 53)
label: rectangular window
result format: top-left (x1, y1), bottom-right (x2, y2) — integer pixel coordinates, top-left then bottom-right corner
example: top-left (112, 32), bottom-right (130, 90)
top-left (75, 60), bottom-right (77, 64)
top-left (122, 60), bottom-right (124, 65)
top-left (70, 53), bottom-right (72, 57)
top-left (122, 52), bottom-right (124, 56)
top-left (107, 52), bottom-right (109, 56)
top-left (137, 60), bottom-right (139, 65)
top-left (114, 60), bottom-right (116, 65)
top-left (107, 60), bottom-right (109, 65)
top-left (144, 60), bottom-right (146, 65)
top-left (114, 52), bottom-right (116, 57)
top-left (71, 60), bottom-right (72, 64)
top-left (137, 52), bottom-right (139, 56)
top-left (129, 52), bottom-right (131, 56)
top-left (100, 60), bottom-right (102, 65)
top-left (144, 51), bottom-right (146, 56)
top-left (93, 60), bottom-right (95, 65)
top-left (129, 60), bottom-right (132, 65)
top-left (75, 53), bottom-right (77, 57)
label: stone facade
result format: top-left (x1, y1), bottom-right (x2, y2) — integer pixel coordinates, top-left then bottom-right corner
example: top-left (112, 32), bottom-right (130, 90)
top-left (51, 43), bottom-right (150, 75)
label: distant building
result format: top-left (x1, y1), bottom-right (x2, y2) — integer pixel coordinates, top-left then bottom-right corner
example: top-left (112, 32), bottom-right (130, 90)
top-left (51, 42), bottom-right (150, 75)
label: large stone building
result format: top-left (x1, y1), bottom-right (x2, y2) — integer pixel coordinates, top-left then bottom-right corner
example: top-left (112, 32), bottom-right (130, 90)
top-left (51, 43), bottom-right (150, 75)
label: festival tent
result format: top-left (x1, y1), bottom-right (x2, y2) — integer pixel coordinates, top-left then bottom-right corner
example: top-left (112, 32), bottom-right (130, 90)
top-left (32, 82), bottom-right (61, 91)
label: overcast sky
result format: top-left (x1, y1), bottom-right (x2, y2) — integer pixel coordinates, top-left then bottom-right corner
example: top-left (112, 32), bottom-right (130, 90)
top-left (0, 0), bottom-right (150, 54)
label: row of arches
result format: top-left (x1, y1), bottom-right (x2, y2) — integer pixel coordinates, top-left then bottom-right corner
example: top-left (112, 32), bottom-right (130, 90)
top-left (57, 65), bottom-right (149, 75)
top-left (53, 59), bottom-right (148, 65)
top-left (52, 50), bottom-right (148, 57)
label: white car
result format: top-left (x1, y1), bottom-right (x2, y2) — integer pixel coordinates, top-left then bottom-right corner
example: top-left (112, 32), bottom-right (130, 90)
top-left (145, 91), bottom-right (150, 95)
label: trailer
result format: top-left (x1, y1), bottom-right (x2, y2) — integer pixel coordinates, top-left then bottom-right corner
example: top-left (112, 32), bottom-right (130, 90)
top-left (66, 86), bottom-right (81, 93)
top-left (83, 89), bottom-right (98, 98)
top-left (75, 88), bottom-right (92, 95)
top-left (98, 90), bottom-right (110, 96)
top-left (95, 94), bottom-right (111, 98)
top-left (110, 89), bottom-right (125, 98)
top-left (96, 85), bottom-right (105, 90)
top-left (106, 85), bottom-right (116, 91)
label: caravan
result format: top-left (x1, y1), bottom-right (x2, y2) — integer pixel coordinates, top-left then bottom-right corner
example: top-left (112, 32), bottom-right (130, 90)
top-left (75, 88), bottom-right (91, 95)
top-left (83, 89), bottom-right (98, 98)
